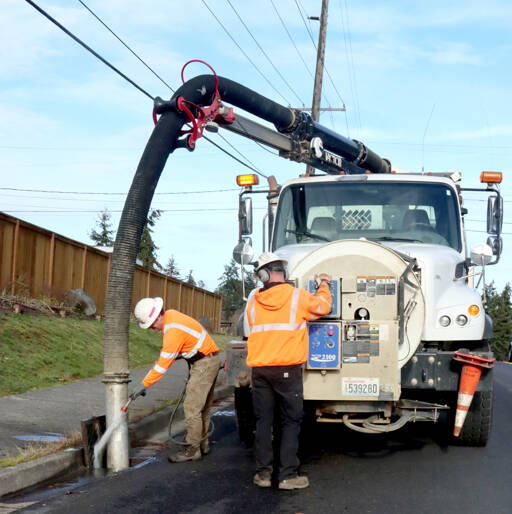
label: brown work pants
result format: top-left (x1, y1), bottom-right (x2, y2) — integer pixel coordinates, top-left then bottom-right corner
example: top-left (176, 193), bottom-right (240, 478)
top-left (183, 354), bottom-right (220, 449)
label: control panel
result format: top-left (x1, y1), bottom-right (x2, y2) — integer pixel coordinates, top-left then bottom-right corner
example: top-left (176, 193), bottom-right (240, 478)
top-left (307, 278), bottom-right (340, 318)
top-left (307, 322), bottom-right (340, 369)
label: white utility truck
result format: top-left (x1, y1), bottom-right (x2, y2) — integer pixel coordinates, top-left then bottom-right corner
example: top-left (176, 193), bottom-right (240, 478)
top-left (227, 167), bottom-right (503, 446)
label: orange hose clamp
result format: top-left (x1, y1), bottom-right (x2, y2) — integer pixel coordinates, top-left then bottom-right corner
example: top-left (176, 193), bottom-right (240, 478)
top-left (236, 174), bottom-right (259, 187)
top-left (480, 171), bottom-right (502, 184)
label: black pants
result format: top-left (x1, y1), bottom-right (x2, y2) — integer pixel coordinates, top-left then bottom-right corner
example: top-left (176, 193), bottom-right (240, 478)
top-left (251, 365), bottom-right (304, 481)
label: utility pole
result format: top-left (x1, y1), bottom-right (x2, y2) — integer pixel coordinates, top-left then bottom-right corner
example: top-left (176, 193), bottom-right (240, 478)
top-left (306, 0), bottom-right (329, 176)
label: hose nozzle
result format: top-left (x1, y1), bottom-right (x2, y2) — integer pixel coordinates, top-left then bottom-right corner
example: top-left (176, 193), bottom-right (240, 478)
top-left (121, 398), bottom-right (132, 413)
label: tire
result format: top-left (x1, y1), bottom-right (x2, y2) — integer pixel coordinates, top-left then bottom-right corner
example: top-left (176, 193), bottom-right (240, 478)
top-left (456, 387), bottom-right (494, 447)
top-left (234, 386), bottom-right (255, 447)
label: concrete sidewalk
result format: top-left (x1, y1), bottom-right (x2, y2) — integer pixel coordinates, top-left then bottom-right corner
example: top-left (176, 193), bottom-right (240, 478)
top-left (0, 356), bottom-right (231, 497)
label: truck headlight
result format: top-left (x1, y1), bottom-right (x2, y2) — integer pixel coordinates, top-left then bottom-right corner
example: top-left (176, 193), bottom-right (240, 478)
top-left (456, 314), bottom-right (468, 326)
top-left (439, 315), bottom-right (451, 327)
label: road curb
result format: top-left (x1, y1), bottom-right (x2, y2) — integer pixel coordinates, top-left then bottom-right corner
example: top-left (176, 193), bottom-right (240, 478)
top-left (0, 448), bottom-right (83, 498)
top-left (0, 385), bottom-right (234, 498)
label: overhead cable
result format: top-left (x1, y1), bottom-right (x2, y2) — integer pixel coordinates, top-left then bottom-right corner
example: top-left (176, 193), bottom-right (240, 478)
top-left (294, 0), bottom-right (347, 107)
top-left (77, 0), bottom-right (266, 175)
top-left (339, 0), bottom-right (361, 132)
top-left (76, 0), bottom-right (176, 93)
top-left (26, 0), bottom-right (265, 177)
top-left (200, 0), bottom-right (290, 105)
top-left (0, 187), bottom-right (238, 195)
top-left (226, 0), bottom-right (304, 106)
top-left (24, 0), bottom-right (154, 101)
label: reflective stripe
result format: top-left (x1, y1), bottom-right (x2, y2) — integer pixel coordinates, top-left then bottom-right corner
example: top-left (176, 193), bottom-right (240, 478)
top-left (457, 393), bottom-right (474, 408)
top-left (162, 322), bottom-right (206, 359)
top-left (182, 328), bottom-right (207, 359)
top-left (249, 295), bottom-right (256, 325)
top-left (160, 351), bottom-right (179, 359)
top-left (164, 322), bottom-right (201, 338)
top-left (153, 364), bottom-right (167, 374)
top-left (289, 289), bottom-right (299, 324)
top-left (250, 322), bottom-right (306, 333)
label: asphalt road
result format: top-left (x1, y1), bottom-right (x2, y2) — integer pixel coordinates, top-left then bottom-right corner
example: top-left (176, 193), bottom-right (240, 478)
top-left (12, 363), bottom-right (512, 514)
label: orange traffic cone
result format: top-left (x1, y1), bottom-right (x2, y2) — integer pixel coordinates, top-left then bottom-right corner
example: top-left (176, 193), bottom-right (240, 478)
top-left (453, 364), bottom-right (481, 437)
top-left (452, 351), bottom-right (495, 437)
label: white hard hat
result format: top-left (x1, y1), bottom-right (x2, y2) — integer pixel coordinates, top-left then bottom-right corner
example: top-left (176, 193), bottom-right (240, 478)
top-left (254, 252), bottom-right (287, 272)
top-left (134, 297), bottom-right (164, 329)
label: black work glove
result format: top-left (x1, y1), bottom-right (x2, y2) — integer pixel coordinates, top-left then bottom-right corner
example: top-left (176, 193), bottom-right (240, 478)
top-left (129, 383), bottom-right (147, 401)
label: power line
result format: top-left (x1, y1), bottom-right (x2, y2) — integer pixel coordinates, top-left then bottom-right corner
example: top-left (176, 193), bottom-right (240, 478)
top-left (203, 135), bottom-right (268, 179)
top-left (294, 0), bottom-right (347, 108)
top-left (270, 0), bottom-right (314, 82)
top-left (200, 0), bottom-right (290, 105)
top-left (76, 0), bottom-right (268, 175)
top-left (24, 0), bottom-right (154, 101)
top-left (216, 133), bottom-right (268, 177)
top-left (27, 0), bottom-right (265, 178)
top-left (339, 0), bottom-right (362, 131)
top-left (226, 0), bottom-right (304, 106)
top-left (76, 0), bottom-right (176, 93)
top-left (2, 207), bottom-right (266, 214)
top-left (0, 187), bottom-right (238, 195)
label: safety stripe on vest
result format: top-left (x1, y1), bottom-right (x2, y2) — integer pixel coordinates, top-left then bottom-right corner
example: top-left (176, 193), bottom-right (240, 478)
top-left (162, 322), bottom-right (206, 359)
top-left (289, 288), bottom-right (299, 324)
top-left (249, 321), bottom-right (306, 333)
top-left (153, 363), bottom-right (168, 374)
top-left (164, 322), bottom-right (201, 338)
top-left (160, 351), bottom-right (179, 359)
top-left (248, 295), bottom-right (256, 325)
top-left (181, 328), bottom-right (207, 359)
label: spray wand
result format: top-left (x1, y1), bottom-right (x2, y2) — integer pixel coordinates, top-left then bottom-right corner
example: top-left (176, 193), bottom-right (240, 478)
top-left (121, 398), bottom-right (133, 413)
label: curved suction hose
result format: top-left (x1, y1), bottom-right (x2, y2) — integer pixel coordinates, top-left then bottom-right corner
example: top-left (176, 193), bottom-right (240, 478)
top-left (343, 411), bottom-right (414, 434)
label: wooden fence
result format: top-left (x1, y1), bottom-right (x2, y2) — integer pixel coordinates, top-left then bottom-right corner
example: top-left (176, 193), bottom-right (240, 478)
top-left (0, 212), bottom-right (222, 330)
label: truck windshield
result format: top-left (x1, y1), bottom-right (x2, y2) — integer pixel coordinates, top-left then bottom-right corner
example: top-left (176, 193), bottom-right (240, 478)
top-left (272, 181), bottom-right (462, 251)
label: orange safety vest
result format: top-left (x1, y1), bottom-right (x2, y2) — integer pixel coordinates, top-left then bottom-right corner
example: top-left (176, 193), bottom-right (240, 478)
top-left (142, 310), bottom-right (218, 388)
top-left (245, 283), bottom-right (332, 367)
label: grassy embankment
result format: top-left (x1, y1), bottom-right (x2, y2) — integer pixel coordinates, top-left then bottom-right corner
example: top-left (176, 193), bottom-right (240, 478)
top-left (0, 313), bottom-right (233, 397)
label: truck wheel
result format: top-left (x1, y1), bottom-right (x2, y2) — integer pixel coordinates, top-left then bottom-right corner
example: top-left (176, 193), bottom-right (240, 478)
top-left (234, 386), bottom-right (255, 447)
top-left (456, 388), bottom-right (494, 447)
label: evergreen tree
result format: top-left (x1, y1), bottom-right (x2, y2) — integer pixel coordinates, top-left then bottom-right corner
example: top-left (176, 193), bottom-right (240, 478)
top-left (185, 270), bottom-right (196, 286)
top-left (138, 209), bottom-right (162, 270)
top-left (89, 209), bottom-right (115, 247)
top-left (485, 282), bottom-right (512, 360)
top-left (197, 280), bottom-right (205, 289)
top-left (165, 255), bottom-right (181, 279)
top-left (215, 259), bottom-right (256, 319)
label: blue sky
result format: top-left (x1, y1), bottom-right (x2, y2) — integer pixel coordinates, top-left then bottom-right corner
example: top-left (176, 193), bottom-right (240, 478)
top-left (2, 0), bottom-right (511, 292)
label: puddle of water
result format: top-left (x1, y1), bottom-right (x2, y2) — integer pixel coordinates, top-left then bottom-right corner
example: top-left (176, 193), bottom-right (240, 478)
top-left (13, 433), bottom-right (64, 443)
top-left (212, 410), bottom-right (235, 417)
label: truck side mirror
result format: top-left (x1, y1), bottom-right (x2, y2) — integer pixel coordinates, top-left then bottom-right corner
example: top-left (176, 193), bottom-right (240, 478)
top-left (470, 243), bottom-right (493, 266)
top-left (486, 235), bottom-right (502, 257)
top-left (240, 197), bottom-right (253, 235)
top-left (233, 239), bottom-right (254, 265)
top-left (487, 195), bottom-right (503, 234)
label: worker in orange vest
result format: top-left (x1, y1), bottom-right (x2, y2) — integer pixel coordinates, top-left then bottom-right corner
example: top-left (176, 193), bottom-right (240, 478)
top-left (130, 297), bottom-right (220, 462)
top-left (245, 252), bottom-right (332, 490)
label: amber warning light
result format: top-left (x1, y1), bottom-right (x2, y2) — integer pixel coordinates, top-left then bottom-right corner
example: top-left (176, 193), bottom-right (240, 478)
top-left (480, 171), bottom-right (502, 184)
top-left (236, 174), bottom-right (259, 187)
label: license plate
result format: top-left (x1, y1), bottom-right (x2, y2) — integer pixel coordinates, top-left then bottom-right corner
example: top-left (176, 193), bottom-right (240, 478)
top-left (342, 377), bottom-right (379, 397)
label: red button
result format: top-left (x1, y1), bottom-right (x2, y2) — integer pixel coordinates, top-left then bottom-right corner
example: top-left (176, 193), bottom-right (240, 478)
top-left (328, 330), bottom-right (333, 336)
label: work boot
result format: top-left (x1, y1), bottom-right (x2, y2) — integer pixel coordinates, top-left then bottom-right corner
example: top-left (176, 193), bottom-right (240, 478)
top-left (168, 446), bottom-right (201, 463)
top-left (253, 472), bottom-right (271, 488)
top-left (278, 475), bottom-right (309, 490)
top-left (200, 439), bottom-right (210, 455)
